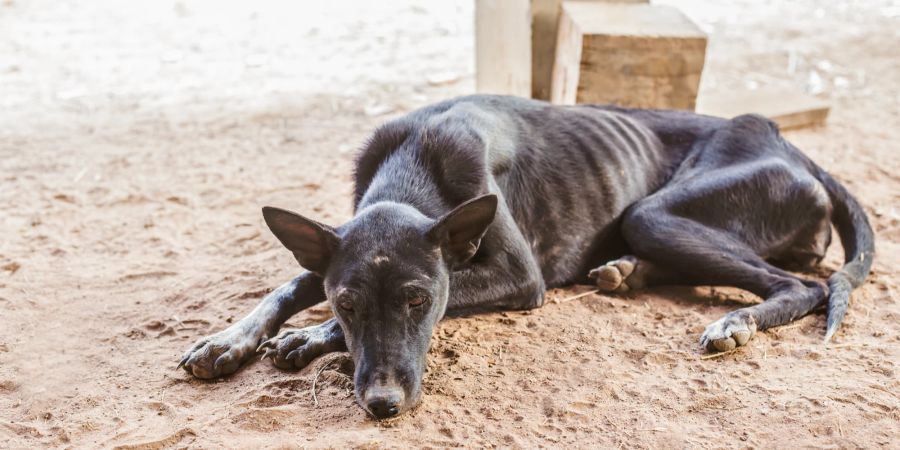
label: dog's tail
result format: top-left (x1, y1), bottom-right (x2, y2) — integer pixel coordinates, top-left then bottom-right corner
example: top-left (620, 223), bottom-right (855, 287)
top-left (815, 169), bottom-right (875, 343)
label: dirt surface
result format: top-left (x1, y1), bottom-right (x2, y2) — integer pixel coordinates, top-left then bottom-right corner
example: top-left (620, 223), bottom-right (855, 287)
top-left (1, 0), bottom-right (898, 448)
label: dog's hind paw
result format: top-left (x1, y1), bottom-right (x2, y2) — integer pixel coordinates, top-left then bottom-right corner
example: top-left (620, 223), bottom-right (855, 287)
top-left (257, 322), bottom-right (343, 371)
top-left (700, 310), bottom-right (757, 352)
top-left (178, 326), bottom-right (260, 379)
top-left (588, 256), bottom-right (637, 293)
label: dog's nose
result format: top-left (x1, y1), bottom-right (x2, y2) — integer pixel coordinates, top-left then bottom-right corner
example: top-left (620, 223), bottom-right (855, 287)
top-left (365, 386), bottom-right (404, 419)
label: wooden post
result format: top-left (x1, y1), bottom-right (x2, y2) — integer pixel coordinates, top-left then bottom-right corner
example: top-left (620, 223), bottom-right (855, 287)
top-left (475, 0), bottom-right (532, 97)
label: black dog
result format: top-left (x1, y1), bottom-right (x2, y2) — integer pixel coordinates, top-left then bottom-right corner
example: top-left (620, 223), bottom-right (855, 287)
top-left (179, 95), bottom-right (874, 418)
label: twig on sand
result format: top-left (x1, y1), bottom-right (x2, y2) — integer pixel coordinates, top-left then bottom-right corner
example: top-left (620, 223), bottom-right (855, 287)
top-left (700, 347), bottom-right (745, 360)
top-left (555, 289), bottom-right (599, 304)
top-left (312, 361), bottom-right (333, 407)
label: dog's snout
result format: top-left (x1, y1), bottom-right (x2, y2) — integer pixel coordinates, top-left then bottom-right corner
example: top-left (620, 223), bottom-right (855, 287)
top-left (364, 385), bottom-right (404, 419)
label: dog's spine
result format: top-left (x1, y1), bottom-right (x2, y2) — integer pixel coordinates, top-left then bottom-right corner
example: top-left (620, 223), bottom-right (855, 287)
top-left (815, 169), bottom-right (875, 343)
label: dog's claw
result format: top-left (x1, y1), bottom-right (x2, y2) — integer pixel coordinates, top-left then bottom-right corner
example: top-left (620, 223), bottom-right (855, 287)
top-left (256, 339), bottom-right (273, 354)
top-left (176, 356), bottom-right (188, 371)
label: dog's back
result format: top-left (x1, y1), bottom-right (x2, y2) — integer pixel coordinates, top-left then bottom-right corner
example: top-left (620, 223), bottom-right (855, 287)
top-left (353, 95), bottom-right (710, 285)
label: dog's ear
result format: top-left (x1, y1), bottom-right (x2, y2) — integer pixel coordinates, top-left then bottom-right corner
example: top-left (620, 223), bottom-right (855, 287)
top-left (427, 194), bottom-right (498, 266)
top-left (262, 206), bottom-right (339, 275)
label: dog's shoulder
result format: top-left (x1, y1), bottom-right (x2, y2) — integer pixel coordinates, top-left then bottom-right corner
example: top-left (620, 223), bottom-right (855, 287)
top-left (354, 96), bottom-right (538, 208)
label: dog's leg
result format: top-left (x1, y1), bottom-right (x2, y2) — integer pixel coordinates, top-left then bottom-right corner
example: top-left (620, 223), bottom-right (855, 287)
top-left (588, 255), bottom-right (677, 293)
top-left (256, 317), bottom-right (346, 370)
top-left (623, 211), bottom-right (827, 352)
top-left (446, 259), bottom-right (545, 312)
top-left (699, 272), bottom-right (826, 352)
top-left (445, 200), bottom-right (546, 312)
top-left (178, 271), bottom-right (326, 378)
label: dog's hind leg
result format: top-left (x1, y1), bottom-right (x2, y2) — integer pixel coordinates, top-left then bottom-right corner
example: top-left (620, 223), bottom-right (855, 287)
top-left (179, 271), bottom-right (326, 378)
top-left (623, 208), bottom-right (828, 352)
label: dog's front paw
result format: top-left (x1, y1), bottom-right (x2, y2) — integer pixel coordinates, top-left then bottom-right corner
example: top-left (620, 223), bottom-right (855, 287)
top-left (700, 310), bottom-right (757, 352)
top-left (178, 326), bottom-right (260, 379)
top-left (257, 323), bottom-right (342, 370)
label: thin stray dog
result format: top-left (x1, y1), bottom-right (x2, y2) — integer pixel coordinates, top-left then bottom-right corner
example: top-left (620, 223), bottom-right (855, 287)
top-left (178, 95), bottom-right (874, 418)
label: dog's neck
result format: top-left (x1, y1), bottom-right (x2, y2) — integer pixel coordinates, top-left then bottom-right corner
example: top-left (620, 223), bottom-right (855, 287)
top-left (355, 146), bottom-right (451, 220)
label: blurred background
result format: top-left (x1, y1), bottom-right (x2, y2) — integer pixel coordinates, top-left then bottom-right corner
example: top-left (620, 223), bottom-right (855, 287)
top-left (1, 1), bottom-right (898, 448)
top-left (3, 1), bottom-right (897, 127)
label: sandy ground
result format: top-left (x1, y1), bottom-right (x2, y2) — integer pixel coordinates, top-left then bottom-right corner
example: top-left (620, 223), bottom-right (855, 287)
top-left (1, 0), bottom-right (899, 448)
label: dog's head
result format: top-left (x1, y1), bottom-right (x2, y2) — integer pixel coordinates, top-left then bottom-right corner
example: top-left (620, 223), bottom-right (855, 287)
top-left (262, 194), bottom-right (497, 418)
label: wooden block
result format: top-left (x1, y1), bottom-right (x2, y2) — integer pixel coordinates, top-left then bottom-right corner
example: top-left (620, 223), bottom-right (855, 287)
top-left (531, 0), bottom-right (649, 100)
top-left (696, 88), bottom-right (830, 130)
top-left (551, 2), bottom-right (707, 109)
top-left (475, 0), bottom-right (532, 97)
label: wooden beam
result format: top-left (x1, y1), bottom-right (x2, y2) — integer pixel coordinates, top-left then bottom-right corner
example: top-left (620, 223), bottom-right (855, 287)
top-left (696, 88), bottom-right (830, 130)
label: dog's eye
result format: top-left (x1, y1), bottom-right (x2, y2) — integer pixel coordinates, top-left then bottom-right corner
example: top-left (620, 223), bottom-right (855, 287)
top-left (408, 295), bottom-right (427, 307)
top-left (336, 292), bottom-right (355, 312)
